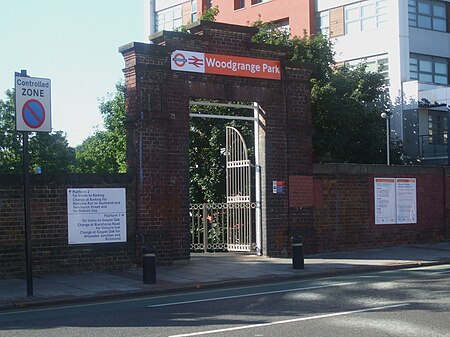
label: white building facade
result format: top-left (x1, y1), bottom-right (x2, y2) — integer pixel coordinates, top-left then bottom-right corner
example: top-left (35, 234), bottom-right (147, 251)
top-left (145, 0), bottom-right (201, 39)
top-left (317, 0), bottom-right (450, 163)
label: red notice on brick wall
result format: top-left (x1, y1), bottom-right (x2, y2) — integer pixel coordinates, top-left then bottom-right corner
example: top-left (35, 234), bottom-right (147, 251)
top-left (289, 175), bottom-right (313, 208)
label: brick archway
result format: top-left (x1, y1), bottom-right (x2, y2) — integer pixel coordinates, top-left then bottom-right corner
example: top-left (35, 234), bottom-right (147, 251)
top-left (120, 21), bottom-right (314, 264)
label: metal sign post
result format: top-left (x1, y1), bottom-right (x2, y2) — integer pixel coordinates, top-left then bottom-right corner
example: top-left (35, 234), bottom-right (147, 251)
top-left (15, 69), bottom-right (52, 297)
top-left (23, 129), bottom-right (32, 296)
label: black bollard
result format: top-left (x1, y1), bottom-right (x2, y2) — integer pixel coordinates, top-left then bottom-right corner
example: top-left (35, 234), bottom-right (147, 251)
top-left (291, 236), bottom-right (304, 270)
top-left (142, 246), bottom-right (156, 284)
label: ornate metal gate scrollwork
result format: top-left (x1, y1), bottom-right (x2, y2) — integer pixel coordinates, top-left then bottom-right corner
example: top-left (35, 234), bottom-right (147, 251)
top-left (225, 126), bottom-right (252, 251)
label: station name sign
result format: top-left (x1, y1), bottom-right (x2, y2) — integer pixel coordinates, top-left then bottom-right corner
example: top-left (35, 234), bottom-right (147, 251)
top-left (171, 50), bottom-right (281, 80)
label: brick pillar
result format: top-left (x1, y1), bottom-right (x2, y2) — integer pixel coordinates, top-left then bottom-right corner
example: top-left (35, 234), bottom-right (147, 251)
top-left (121, 43), bottom-right (190, 264)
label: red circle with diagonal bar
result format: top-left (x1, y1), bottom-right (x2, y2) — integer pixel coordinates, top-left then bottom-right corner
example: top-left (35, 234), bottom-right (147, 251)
top-left (22, 99), bottom-right (45, 129)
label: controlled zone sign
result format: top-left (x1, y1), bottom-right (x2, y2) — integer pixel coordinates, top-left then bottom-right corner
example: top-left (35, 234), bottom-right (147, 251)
top-left (171, 50), bottom-right (281, 80)
top-left (67, 188), bottom-right (127, 244)
top-left (15, 74), bottom-right (51, 132)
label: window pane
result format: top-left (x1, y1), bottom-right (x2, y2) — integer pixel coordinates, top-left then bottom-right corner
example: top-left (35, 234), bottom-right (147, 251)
top-left (418, 15), bottom-right (432, 28)
top-left (346, 7), bottom-right (359, 21)
top-left (165, 10), bottom-right (173, 19)
top-left (435, 75), bottom-right (448, 84)
top-left (420, 59), bottom-right (432, 72)
top-left (320, 13), bottom-right (329, 27)
top-left (433, 4), bottom-right (446, 17)
top-left (362, 17), bottom-right (376, 31)
top-left (418, 2), bottom-right (431, 15)
top-left (361, 4), bottom-right (375, 17)
top-left (435, 62), bottom-right (447, 75)
top-left (419, 73), bottom-right (433, 82)
top-left (433, 18), bottom-right (446, 31)
top-left (173, 18), bottom-right (182, 27)
top-left (346, 21), bottom-right (360, 33)
top-left (377, 14), bottom-right (388, 27)
top-left (366, 61), bottom-right (377, 72)
top-left (377, 6), bottom-right (387, 15)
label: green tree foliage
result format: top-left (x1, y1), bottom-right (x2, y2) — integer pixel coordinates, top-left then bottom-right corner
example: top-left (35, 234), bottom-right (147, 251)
top-left (0, 89), bottom-right (22, 173)
top-left (73, 82), bottom-right (126, 173)
top-left (29, 132), bottom-right (75, 173)
top-left (200, 5), bottom-right (219, 22)
top-left (312, 64), bottom-right (398, 163)
top-left (0, 89), bottom-right (74, 173)
top-left (252, 20), bottom-right (335, 81)
top-left (174, 5), bottom-right (219, 32)
top-left (252, 21), bottom-right (401, 163)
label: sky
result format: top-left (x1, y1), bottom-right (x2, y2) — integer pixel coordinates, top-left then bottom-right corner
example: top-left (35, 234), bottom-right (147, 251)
top-left (0, 0), bottom-right (144, 147)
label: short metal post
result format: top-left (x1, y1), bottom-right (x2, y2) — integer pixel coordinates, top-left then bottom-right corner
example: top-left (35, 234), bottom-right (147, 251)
top-left (292, 236), bottom-right (304, 270)
top-left (142, 247), bottom-right (156, 284)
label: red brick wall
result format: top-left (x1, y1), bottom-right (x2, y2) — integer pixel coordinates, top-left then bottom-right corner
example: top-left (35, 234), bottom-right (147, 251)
top-left (1, 164), bottom-right (449, 277)
top-left (0, 174), bottom-right (136, 278)
top-left (312, 164), bottom-right (447, 254)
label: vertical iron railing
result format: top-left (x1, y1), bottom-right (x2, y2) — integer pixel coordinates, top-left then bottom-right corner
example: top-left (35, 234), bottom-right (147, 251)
top-left (190, 202), bottom-right (255, 252)
top-left (419, 133), bottom-right (448, 159)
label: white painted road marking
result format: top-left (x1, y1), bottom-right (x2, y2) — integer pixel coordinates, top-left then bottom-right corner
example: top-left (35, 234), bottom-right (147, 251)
top-left (169, 303), bottom-right (410, 337)
top-left (147, 282), bottom-right (356, 308)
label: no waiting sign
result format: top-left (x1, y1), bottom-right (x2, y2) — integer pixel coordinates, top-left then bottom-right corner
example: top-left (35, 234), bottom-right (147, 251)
top-left (15, 74), bottom-right (51, 132)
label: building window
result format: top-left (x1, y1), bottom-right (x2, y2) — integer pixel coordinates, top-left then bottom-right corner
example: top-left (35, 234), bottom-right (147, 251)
top-left (347, 54), bottom-right (390, 84)
top-left (155, 5), bottom-right (183, 32)
top-left (409, 0), bottom-right (447, 31)
top-left (191, 0), bottom-right (197, 22)
top-left (317, 11), bottom-right (330, 36)
top-left (428, 111), bottom-right (447, 144)
top-left (410, 54), bottom-right (448, 85)
top-left (251, 0), bottom-right (271, 5)
top-left (273, 18), bottom-right (290, 33)
top-left (234, 0), bottom-right (245, 10)
top-left (345, 0), bottom-right (387, 34)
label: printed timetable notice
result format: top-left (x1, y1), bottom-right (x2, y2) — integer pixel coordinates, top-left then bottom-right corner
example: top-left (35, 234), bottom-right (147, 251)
top-left (67, 188), bottom-right (126, 244)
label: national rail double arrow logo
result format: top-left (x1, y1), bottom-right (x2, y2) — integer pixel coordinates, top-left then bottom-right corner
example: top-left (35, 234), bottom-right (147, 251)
top-left (172, 53), bottom-right (204, 68)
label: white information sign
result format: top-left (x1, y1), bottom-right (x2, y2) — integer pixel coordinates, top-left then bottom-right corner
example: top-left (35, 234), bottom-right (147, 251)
top-left (374, 178), bottom-right (396, 224)
top-left (374, 178), bottom-right (417, 225)
top-left (15, 74), bottom-right (52, 132)
top-left (396, 178), bottom-right (417, 224)
top-left (67, 188), bottom-right (126, 244)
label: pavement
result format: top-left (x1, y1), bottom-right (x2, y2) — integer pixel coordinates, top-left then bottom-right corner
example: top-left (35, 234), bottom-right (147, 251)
top-left (1, 242), bottom-right (450, 311)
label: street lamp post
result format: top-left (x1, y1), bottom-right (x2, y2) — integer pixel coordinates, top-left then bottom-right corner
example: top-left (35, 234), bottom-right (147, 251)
top-left (381, 111), bottom-right (390, 165)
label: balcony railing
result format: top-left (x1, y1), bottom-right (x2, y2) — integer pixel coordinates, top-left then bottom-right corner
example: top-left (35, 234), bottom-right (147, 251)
top-left (419, 133), bottom-right (448, 159)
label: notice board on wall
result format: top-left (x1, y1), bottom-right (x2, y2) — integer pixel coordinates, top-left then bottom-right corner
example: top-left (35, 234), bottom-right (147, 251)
top-left (374, 178), bottom-right (416, 225)
top-left (67, 188), bottom-right (127, 244)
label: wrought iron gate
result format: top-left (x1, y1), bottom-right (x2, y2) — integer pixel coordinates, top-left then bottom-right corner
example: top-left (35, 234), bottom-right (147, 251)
top-left (226, 126), bottom-right (252, 251)
top-left (189, 101), bottom-right (260, 254)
